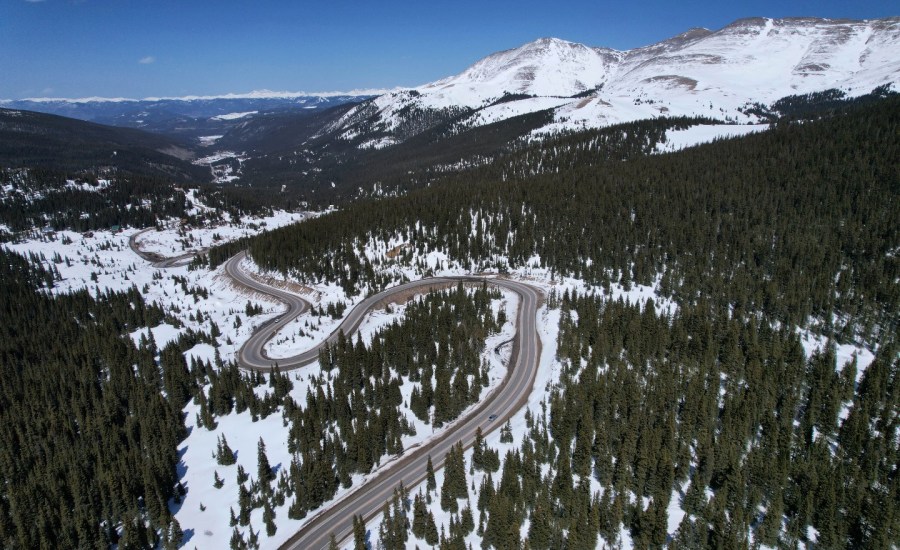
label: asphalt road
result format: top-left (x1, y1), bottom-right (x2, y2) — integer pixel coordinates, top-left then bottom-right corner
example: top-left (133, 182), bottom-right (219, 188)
top-left (220, 253), bottom-right (542, 550)
top-left (129, 227), bottom-right (203, 268)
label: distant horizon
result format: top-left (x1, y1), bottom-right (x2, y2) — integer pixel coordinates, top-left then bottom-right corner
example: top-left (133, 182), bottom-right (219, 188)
top-left (0, 87), bottom-right (401, 103)
top-left (4, 1), bottom-right (897, 100)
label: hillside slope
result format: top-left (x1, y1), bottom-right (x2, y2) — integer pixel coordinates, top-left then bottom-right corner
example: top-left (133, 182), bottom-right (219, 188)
top-left (0, 108), bottom-right (209, 182)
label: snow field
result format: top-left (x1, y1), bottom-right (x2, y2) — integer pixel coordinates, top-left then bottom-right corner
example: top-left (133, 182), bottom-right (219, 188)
top-left (655, 124), bottom-right (768, 152)
top-left (338, 19), bottom-right (899, 152)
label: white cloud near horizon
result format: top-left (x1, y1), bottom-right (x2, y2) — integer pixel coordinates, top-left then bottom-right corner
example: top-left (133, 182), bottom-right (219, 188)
top-left (138, 56), bottom-right (155, 64)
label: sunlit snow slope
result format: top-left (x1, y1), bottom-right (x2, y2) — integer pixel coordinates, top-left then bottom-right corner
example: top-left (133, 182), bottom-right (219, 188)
top-left (340, 17), bottom-right (899, 138)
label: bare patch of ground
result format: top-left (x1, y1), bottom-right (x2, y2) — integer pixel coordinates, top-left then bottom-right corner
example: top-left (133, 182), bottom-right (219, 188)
top-left (641, 75), bottom-right (699, 90)
top-left (245, 269), bottom-right (318, 298)
top-left (385, 243), bottom-right (411, 259)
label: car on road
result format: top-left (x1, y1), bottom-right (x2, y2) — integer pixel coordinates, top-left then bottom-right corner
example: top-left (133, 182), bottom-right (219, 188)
top-left (488, 414), bottom-right (498, 421)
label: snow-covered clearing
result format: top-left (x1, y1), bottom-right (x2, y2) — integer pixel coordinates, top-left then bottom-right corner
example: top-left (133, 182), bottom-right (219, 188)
top-left (656, 123), bottom-right (768, 152)
top-left (198, 135), bottom-right (224, 146)
top-left (211, 111), bottom-right (258, 121)
top-left (133, 204), bottom-right (305, 259)
top-left (193, 152), bottom-right (250, 184)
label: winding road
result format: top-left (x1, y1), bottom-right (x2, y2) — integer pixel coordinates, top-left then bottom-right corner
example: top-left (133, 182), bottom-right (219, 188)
top-left (129, 227), bottom-right (203, 268)
top-left (134, 242), bottom-right (544, 550)
top-left (226, 253), bottom-right (543, 550)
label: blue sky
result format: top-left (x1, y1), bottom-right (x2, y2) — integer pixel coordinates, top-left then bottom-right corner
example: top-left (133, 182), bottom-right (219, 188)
top-left (2, 0), bottom-right (896, 99)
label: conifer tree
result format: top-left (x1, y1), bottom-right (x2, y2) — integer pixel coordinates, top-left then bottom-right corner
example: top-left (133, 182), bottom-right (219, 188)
top-left (424, 509), bottom-right (439, 546)
top-left (257, 437), bottom-right (274, 484)
top-left (426, 455), bottom-right (437, 494)
top-left (238, 483), bottom-right (251, 526)
top-left (412, 493), bottom-right (429, 540)
top-left (353, 514), bottom-right (367, 550)
top-left (473, 426), bottom-right (486, 470)
top-left (217, 434), bottom-right (236, 465)
top-left (263, 500), bottom-right (276, 537)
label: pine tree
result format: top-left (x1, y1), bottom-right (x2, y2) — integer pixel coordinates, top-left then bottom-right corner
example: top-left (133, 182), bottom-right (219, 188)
top-left (379, 501), bottom-right (398, 550)
top-left (217, 434), bottom-right (236, 465)
top-left (263, 500), bottom-right (277, 537)
top-left (426, 455), bottom-right (437, 494)
top-left (441, 443), bottom-right (467, 512)
top-left (460, 503), bottom-right (475, 535)
top-left (528, 501), bottom-right (552, 550)
top-left (412, 493), bottom-right (429, 540)
top-left (238, 483), bottom-right (252, 526)
top-left (500, 420), bottom-right (513, 444)
top-left (473, 426), bottom-right (486, 470)
top-left (257, 437), bottom-right (274, 484)
top-left (424, 509), bottom-right (439, 546)
top-left (353, 514), bottom-right (367, 550)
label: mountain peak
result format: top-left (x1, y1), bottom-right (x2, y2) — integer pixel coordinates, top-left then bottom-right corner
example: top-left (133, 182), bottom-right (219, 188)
top-left (522, 37), bottom-right (584, 48)
top-left (419, 36), bottom-right (617, 104)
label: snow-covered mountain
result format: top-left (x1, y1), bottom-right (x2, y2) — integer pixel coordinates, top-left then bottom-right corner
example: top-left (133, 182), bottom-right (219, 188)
top-left (335, 17), bottom-right (900, 141)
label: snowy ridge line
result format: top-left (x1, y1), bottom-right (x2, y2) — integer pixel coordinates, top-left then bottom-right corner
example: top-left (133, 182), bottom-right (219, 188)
top-left (339, 17), bottom-right (900, 141)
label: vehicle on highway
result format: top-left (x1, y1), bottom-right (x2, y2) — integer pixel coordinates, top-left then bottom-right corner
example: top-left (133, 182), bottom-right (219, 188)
top-left (488, 414), bottom-right (498, 421)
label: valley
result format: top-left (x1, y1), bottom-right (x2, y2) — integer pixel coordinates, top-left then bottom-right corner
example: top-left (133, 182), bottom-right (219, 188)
top-left (0, 13), bottom-right (898, 550)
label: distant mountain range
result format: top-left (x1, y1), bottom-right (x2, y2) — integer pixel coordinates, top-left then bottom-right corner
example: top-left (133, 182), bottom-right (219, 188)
top-left (0, 92), bottom-right (385, 142)
top-left (1, 16), bottom-right (897, 198)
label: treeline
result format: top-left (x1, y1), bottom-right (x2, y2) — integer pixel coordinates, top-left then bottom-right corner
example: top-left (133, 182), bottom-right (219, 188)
top-left (0, 169), bottom-right (190, 233)
top-left (209, 96), bottom-right (899, 344)
top-left (741, 84), bottom-right (897, 122)
top-left (233, 109), bottom-right (713, 205)
top-left (0, 167), bottom-right (288, 237)
top-left (0, 248), bottom-right (187, 548)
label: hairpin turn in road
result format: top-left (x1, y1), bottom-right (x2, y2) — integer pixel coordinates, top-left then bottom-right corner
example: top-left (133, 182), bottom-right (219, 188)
top-left (225, 251), bottom-right (543, 549)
